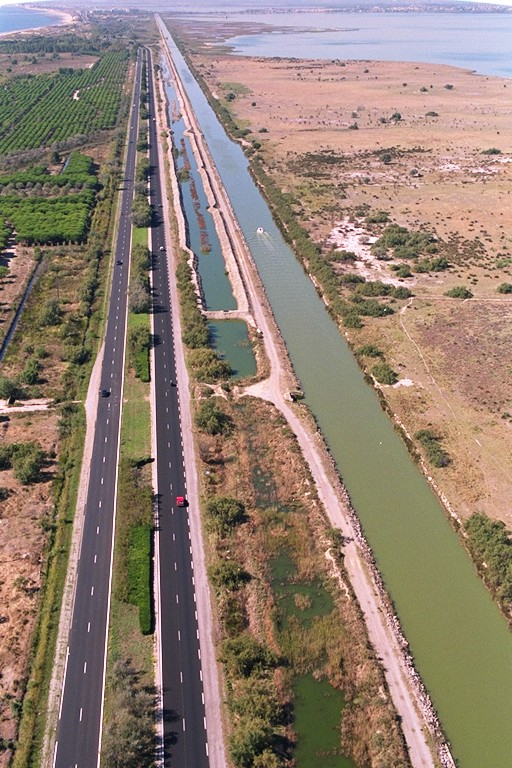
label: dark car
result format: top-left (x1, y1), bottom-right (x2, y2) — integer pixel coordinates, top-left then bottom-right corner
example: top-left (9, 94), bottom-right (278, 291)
top-left (100, 388), bottom-right (110, 398)
top-left (116, 259), bottom-right (123, 265)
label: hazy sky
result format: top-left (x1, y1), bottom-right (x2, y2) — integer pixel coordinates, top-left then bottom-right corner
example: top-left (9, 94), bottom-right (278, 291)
top-left (1, 0), bottom-right (512, 8)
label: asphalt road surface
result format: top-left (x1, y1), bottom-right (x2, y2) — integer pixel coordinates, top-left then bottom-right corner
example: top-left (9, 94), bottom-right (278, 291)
top-left (53, 49), bottom-right (143, 768)
top-left (146, 48), bottom-right (210, 768)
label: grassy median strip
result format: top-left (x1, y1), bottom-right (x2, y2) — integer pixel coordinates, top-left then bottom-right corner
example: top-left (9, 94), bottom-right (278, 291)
top-left (102, 223), bottom-right (155, 765)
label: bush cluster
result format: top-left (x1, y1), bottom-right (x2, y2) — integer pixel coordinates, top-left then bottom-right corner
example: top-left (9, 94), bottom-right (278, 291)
top-left (129, 242), bottom-right (151, 314)
top-left (415, 429), bottom-right (451, 468)
top-left (372, 224), bottom-right (437, 261)
top-left (465, 513), bottom-right (512, 607)
top-left (101, 660), bottom-right (155, 767)
top-left (0, 440), bottom-right (47, 484)
top-left (128, 326), bottom-right (151, 382)
top-left (444, 286), bottom-right (473, 299)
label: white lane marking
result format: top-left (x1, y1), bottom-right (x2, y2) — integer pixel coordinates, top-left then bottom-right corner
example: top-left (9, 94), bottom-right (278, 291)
top-left (52, 741), bottom-right (58, 768)
top-left (94, 555), bottom-right (97, 564)
top-left (58, 647), bottom-right (70, 720)
top-left (175, 562), bottom-right (177, 571)
top-left (101, 477), bottom-right (104, 485)
top-left (206, 743), bottom-right (209, 757)
top-left (103, 456), bottom-right (106, 463)
top-left (200, 669), bottom-right (203, 682)
top-left (106, 419), bottom-right (109, 425)
top-left (87, 622), bottom-right (91, 633)
top-left (204, 716), bottom-right (207, 730)
top-left (177, 630), bottom-right (181, 642)
top-left (91, 586), bottom-right (94, 596)
top-left (84, 662), bottom-right (87, 674)
top-left (98, 501), bottom-right (102, 509)
top-left (79, 708), bottom-right (83, 722)
top-left (182, 719), bottom-right (186, 732)
top-left (104, 437), bottom-right (108, 443)
top-left (172, 533), bottom-right (175, 541)
top-left (198, 648), bottom-right (201, 660)
top-left (176, 595), bottom-right (179, 604)
top-left (180, 672), bottom-right (183, 684)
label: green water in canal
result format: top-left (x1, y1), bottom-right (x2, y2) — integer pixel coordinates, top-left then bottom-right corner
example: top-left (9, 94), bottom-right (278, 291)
top-left (208, 319), bottom-right (256, 379)
top-left (161, 22), bottom-right (512, 767)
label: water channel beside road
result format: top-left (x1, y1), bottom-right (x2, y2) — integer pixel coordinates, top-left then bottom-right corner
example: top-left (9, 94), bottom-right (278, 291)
top-left (160, 23), bottom-right (512, 768)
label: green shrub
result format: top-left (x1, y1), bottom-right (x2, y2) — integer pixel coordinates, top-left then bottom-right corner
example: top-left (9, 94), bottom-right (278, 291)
top-left (209, 560), bottom-right (251, 591)
top-left (444, 286), bottom-right (473, 299)
top-left (365, 210), bottom-right (389, 225)
top-left (357, 344), bottom-right (383, 358)
top-left (465, 514), bottom-right (512, 605)
top-left (221, 633), bottom-right (276, 678)
top-left (189, 347), bottom-right (231, 382)
top-left (415, 429), bottom-right (451, 468)
top-left (481, 148), bottom-right (502, 155)
top-left (497, 282), bottom-right (512, 294)
top-left (206, 496), bottom-right (246, 536)
top-left (127, 524), bottom-right (153, 635)
top-left (195, 399), bottom-right (232, 435)
top-left (371, 362), bottom-right (398, 385)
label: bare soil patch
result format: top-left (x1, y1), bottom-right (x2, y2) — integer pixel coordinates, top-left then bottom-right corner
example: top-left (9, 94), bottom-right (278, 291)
top-left (0, 409), bottom-right (57, 766)
top-left (186, 44), bottom-right (512, 527)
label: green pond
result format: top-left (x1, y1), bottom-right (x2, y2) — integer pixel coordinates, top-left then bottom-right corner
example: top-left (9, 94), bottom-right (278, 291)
top-left (294, 676), bottom-right (354, 768)
top-left (208, 319), bottom-right (256, 379)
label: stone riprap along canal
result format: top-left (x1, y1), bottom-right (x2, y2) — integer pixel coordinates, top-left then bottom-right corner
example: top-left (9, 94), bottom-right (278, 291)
top-left (159, 17), bottom-right (512, 768)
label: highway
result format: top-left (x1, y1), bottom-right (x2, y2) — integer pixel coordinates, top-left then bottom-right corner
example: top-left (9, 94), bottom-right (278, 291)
top-left (146, 48), bottom-right (210, 767)
top-left (53, 50), bottom-right (143, 768)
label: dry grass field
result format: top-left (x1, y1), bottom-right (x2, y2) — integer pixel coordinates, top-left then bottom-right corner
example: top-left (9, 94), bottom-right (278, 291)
top-left (180, 30), bottom-right (512, 528)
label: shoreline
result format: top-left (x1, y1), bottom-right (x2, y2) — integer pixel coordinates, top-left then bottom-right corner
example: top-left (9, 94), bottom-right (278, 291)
top-left (0, 5), bottom-right (75, 39)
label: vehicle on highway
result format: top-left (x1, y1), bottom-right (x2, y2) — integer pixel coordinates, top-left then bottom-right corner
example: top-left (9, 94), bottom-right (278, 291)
top-left (176, 496), bottom-right (186, 507)
top-left (116, 259), bottom-right (123, 265)
top-left (159, 245), bottom-right (165, 251)
top-left (99, 388), bottom-right (110, 398)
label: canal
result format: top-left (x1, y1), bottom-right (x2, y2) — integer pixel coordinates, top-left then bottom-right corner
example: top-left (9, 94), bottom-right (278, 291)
top-left (159, 19), bottom-right (512, 768)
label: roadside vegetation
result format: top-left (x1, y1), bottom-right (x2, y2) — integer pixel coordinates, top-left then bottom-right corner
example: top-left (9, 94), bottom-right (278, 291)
top-left (193, 393), bottom-right (411, 768)
top-left (0, 20), bottom-right (140, 767)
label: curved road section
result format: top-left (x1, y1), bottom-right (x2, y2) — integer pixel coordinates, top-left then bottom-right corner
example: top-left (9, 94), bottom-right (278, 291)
top-left (146, 49), bottom-right (210, 768)
top-left (53, 50), bottom-right (143, 768)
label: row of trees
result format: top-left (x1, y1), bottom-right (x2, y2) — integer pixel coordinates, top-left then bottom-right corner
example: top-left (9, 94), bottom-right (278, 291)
top-left (0, 191), bottom-right (94, 244)
top-left (0, 51), bottom-right (128, 155)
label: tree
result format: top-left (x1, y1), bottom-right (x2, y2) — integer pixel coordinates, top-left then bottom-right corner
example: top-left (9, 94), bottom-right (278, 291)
top-left (206, 496), bottom-right (246, 535)
top-left (208, 560), bottom-right (250, 591)
top-left (39, 299), bottom-right (62, 326)
top-left (21, 357), bottom-right (40, 385)
top-left (195, 399), bottom-right (232, 436)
